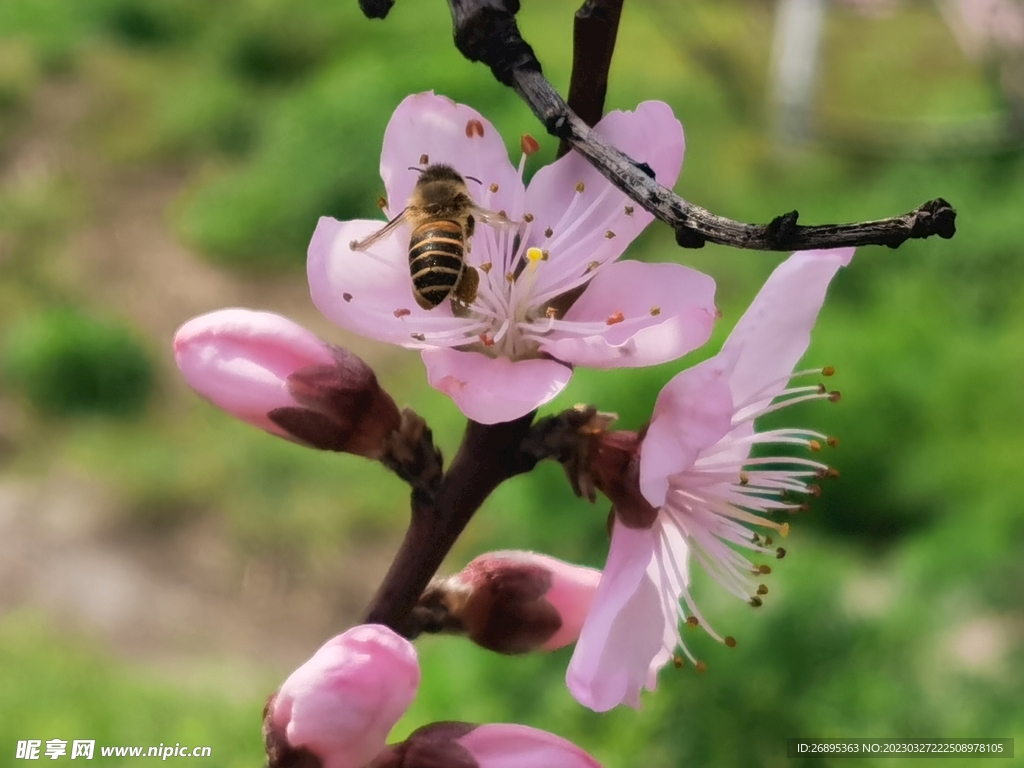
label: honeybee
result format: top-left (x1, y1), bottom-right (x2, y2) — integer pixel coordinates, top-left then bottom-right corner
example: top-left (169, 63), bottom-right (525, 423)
top-left (350, 164), bottom-right (515, 310)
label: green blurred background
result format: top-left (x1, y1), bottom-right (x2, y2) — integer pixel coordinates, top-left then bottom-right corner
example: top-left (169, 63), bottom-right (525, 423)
top-left (1, 0), bottom-right (1021, 765)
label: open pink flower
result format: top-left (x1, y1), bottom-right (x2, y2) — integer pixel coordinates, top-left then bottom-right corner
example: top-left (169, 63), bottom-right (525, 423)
top-left (308, 93), bottom-right (717, 424)
top-left (566, 248), bottom-right (854, 712)
top-left (264, 624), bottom-right (420, 768)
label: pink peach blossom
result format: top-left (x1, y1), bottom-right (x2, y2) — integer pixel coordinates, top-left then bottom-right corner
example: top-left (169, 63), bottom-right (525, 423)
top-left (265, 624), bottom-right (420, 768)
top-left (371, 722), bottom-right (603, 768)
top-left (567, 248), bottom-right (854, 712)
top-left (308, 93), bottom-right (717, 424)
top-left (174, 309), bottom-right (400, 456)
top-left (425, 550), bottom-right (600, 654)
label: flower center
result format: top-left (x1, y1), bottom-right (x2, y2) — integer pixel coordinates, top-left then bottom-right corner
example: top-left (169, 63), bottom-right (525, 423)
top-left (390, 160), bottom-right (638, 361)
top-left (657, 366), bottom-right (841, 654)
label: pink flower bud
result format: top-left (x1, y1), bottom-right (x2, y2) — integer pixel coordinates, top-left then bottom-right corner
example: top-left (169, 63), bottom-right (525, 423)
top-left (370, 722), bottom-right (603, 768)
top-left (264, 624), bottom-right (420, 768)
top-left (174, 309), bottom-right (400, 458)
top-left (422, 551), bottom-right (600, 654)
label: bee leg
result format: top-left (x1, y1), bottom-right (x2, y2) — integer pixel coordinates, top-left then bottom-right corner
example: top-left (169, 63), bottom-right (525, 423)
top-left (451, 265), bottom-right (479, 310)
top-left (465, 214), bottom-right (476, 238)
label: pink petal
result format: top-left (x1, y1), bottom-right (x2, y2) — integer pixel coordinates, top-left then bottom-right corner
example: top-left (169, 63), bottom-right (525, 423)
top-left (273, 625), bottom-right (420, 768)
top-left (536, 555), bottom-right (602, 650)
top-left (566, 522), bottom-right (664, 712)
top-left (308, 216), bottom-right (471, 346)
top-left (422, 348), bottom-right (572, 424)
top-left (450, 551), bottom-right (599, 653)
top-left (173, 309), bottom-right (333, 436)
top-left (523, 102), bottom-right (685, 294)
top-left (640, 357), bottom-right (735, 506)
top-left (380, 93), bottom-right (524, 222)
top-left (539, 261), bottom-right (717, 369)
top-left (460, 724), bottom-right (603, 768)
top-left (722, 248), bottom-right (853, 410)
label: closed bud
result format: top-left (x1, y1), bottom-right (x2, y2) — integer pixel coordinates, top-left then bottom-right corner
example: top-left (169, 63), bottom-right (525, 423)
top-left (264, 625), bottom-right (420, 768)
top-left (418, 551), bottom-right (600, 654)
top-left (370, 722), bottom-right (602, 768)
top-left (174, 309), bottom-right (400, 459)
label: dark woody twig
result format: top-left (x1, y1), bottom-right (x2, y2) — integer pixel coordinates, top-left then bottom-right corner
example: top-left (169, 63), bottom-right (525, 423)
top-left (443, 0), bottom-right (957, 251)
top-left (359, 0), bottom-right (394, 19)
top-left (365, 406), bottom-right (626, 637)
top-left (364, 414), bottom-right (540, 635)
top-left (560, 0), bottom-right (625, 157)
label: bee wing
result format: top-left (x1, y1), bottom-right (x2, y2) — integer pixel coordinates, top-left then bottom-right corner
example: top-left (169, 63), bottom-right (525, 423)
top-left (470, 205), bottom-right (518, 230)
top-left (349, 208), bottom-right (409, 251)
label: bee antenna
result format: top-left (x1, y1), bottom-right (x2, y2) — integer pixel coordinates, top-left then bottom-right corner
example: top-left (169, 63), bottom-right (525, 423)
top-left (407, 166), bottom-right (426, 174)
top-left (464, 174), bottom-right (483, 185)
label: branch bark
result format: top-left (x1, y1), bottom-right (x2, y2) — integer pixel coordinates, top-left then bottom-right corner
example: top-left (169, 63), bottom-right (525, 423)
top-left (358, 0), bottom-right (394, 19)
top-left (364, 414), bottom-right (539, 635)
top-left (445, 0), bottom-right (956, 251)
top-left (560, 0), bottom-right (625, 156)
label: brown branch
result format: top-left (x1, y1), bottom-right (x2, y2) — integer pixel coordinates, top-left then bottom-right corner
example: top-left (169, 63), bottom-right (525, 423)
top-left (359, 0), bottom-right (394, 19)
top-left (445, 0), bottom-right (957, 251)
top-left (559, 0), bottom-right (625, 157)
top-left (364, 414), bottom-right (539, 635)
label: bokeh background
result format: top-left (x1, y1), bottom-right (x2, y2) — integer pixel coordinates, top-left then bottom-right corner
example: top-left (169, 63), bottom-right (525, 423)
top-left (1, 0), bottom-right (1022, 765)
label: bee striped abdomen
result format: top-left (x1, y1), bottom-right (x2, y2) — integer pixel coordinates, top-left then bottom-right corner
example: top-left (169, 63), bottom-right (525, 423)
top-left (409, 219), bottom-right (465, 308)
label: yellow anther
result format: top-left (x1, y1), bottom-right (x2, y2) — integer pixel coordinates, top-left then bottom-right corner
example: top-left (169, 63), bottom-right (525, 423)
top-left (779, 522), bottom-right (790, 538)
top-left (575, 181), bottom-right (585, 193)
top-left (822, 366), bottom-right (835, 376)
top-left (526, 247), bottom-right (544, 271)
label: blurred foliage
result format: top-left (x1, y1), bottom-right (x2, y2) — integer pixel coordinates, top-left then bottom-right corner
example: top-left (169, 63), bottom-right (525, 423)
top-left (0, 613), bottom-right (266, 767)
top-left (2, 309), bottom-right (153, 417)
top-left (1, 0), bottom-right (1022, 767)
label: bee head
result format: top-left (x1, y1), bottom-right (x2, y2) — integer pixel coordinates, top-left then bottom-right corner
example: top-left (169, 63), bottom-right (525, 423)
top-left (409, 164), bottom-right (481, 185)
